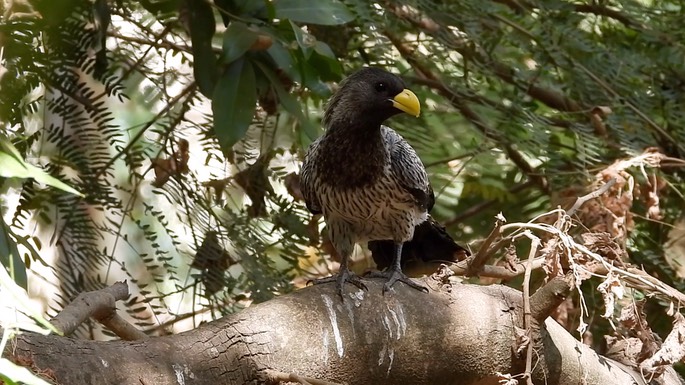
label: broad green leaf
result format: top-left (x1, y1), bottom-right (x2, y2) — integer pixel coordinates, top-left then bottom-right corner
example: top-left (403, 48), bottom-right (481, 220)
top-left (0, 358), bottom-right (52, 385)
top-left (0, 217), bottom-right (26, 290)
top-left (253, 61), bottom-right (318, 140)
top-left (0, 139), bottom-right (82, 196)
top-left (222, 22), bottom-right (259, 64)
top-left (289, 20), bottom-right (314, 59)
top-left (313, 41), bottom-right (336, 60)
top-left (212, 58), bottom-right (257, 153)
top-left (308, 50), bottom-right (342, 81)
top-left (266, 41), bottom-right (296, 78)
top-left (274, 0), bottom-right (353, 25)
top-left (188, 0), bottom-right (218, 97)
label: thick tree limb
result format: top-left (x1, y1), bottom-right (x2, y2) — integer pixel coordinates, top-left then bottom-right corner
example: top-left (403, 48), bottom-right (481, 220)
top-left (6, 280), bottom-right (670, 385)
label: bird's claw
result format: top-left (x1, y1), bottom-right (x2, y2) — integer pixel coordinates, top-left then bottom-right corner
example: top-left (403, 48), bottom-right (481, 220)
top-left (308, 270), bottom-right (367, 299)
top-left (367, 269), bottom-right (429, 294)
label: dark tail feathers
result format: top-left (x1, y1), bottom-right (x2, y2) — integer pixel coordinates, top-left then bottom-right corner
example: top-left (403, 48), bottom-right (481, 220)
top-left (368, 216), bottom-right (470, 276)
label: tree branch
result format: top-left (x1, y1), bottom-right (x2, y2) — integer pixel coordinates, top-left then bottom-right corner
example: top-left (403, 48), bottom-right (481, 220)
top-left (48, 281), bottom-right (147, 340)
top-left (384, 31), bottom-right (550, 193)
top-left (6, 281), bottom-right (665, 385)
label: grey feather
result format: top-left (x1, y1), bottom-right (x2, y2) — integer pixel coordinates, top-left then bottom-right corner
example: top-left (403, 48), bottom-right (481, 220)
top-left (383, 125), bottom-right (435, 212)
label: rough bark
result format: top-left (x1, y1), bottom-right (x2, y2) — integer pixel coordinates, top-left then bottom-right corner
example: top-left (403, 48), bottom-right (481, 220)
top-left (5, 278), bottom-right (680, 385)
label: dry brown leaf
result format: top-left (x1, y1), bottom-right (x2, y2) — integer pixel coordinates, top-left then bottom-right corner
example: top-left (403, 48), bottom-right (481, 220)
top-left (151, 139), bottom-right (190, 188)
top-left (642, 173), bottom-right (666, 220)
top-left (202, 178), bottom-right (230, 202)
top-left (234, 155), bottom-right (274, 217)
top-left (513, 326), bottom-right (529, 357)
top-left (618, 300), bottom-right (661, 363)
top-left (284, 172), bottom-right (304, 202)
top-left (597, 272), bottom-right (624, 318)
top-left (541, 238), bottom-right (563, 279)
top-left (640, 313), bottom-right (685, 378)
top-left (589, 106), bottom-right (612, 137)
top-left (604, 335), bottom-right (642, 367)
top-left (581, 232), bottom-right (626, 265)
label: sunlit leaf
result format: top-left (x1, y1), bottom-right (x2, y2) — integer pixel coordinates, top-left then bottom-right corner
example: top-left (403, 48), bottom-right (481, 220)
top-left (289, 20), bottom-right (314, 59)
top-left (0, 218), bottom-right (26, 290)
top-left (0, 138), bottom-right (82, 196)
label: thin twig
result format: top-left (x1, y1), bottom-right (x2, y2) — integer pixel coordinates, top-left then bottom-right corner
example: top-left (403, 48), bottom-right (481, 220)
top-left (465, 214), bottom-right (506, 276)
top-left (521, 231), bottom-right (541, 385)
top-left (573, 61), bottom-right (685, 153)
top-left (94, 82), bottom-right (196, 178)
top-left (567, 177), bottom-right (616, 216)
top-left (450, 256), bottom-right (545, 279)
top-left (383, 30), bottom-right (550, 194)
top-left (500, 220), bottom-right (685, 304)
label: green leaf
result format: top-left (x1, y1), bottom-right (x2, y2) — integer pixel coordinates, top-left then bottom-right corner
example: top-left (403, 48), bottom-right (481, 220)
top-left (313, 41), bottom-right (336, 59)
top-left (0, 217), bottom-right (26, 290)
top-left (221, 22), bottom-right (259, 64)
top-left (212, 58), bottom-right (257, 153)
top-left (253, 61), bottom-right (317, 140)
top-left (0, 138), bottom-right (83, 196)
top-left (188, 0), bottom-right (218, 97)
top-left (267, 40), bottom-right (296, 77)
top-left (274, 0), bottom-right (353, 25)
top-left (289, 20), bottom-right (314, 59)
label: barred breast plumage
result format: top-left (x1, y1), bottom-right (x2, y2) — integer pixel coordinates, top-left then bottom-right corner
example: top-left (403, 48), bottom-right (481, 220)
top-left (299, 67), bottom-right (463, 298)
top-left (309, 127), bottom-right (427, 231)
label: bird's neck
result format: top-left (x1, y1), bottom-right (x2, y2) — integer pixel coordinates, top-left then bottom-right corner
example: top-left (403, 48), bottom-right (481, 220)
top-left (319, 120), bottom-right (387, 189)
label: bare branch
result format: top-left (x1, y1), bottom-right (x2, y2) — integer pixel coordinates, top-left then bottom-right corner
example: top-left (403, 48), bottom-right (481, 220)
top-left (521, 231), bottom-right (540, 385)
top-left (48, 281), bottom-right (145, 340)
top-left (530, 276), bottom-right (573, 323)
top-left (567, 177), bottom-right (616, 216)
top-left (465, 215), bottom-right (506, 276)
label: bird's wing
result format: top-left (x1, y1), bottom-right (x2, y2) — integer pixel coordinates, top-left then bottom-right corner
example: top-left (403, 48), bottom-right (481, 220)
top-left (382, 126), bottom-right (435, 212)
top-left (299, 138), bottom-right (323, 214)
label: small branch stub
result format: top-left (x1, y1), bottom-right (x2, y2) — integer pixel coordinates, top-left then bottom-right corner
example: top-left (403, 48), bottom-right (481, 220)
top-left (48, 281), bottom-right (146, 340)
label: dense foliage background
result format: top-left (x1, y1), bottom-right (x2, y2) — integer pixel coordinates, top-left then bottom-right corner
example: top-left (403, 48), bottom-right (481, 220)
top-left (1, 0), bottom-right (685, 379)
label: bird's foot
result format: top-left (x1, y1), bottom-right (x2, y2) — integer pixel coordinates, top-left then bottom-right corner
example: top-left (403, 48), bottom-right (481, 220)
top-left (366, 269), bottom-right (429, 294)
top-left (308, 270), bottom-right (367, 299)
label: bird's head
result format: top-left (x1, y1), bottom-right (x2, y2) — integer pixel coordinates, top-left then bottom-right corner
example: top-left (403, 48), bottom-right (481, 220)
top-left (323, 67), bottom-right (421, 130)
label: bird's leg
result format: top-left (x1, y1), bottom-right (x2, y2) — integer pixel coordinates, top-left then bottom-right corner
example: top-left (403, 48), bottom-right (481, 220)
top-left (368, 242), bottom-right (428, 293)
top-left (309, 255), bottom-right (367, 299)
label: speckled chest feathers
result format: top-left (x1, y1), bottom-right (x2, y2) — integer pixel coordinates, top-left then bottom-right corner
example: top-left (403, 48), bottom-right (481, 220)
top-left (304, 124), bottom-right (427, 244)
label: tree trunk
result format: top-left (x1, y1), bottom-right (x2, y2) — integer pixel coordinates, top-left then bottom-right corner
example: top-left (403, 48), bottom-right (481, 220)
top-left (6, 278), bottom-right (679, 385)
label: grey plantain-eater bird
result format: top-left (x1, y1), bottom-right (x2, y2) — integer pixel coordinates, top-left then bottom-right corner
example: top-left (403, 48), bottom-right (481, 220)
top-left (300, 67), bottom-right (468, 297)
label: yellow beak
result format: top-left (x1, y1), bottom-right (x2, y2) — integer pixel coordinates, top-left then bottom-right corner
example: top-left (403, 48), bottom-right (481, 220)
top-left (391, 89), bottom-right (421, 117)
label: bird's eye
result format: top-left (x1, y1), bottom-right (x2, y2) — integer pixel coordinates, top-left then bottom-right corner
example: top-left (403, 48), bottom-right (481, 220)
top-left (374, 82), bottom-right (387, 92)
